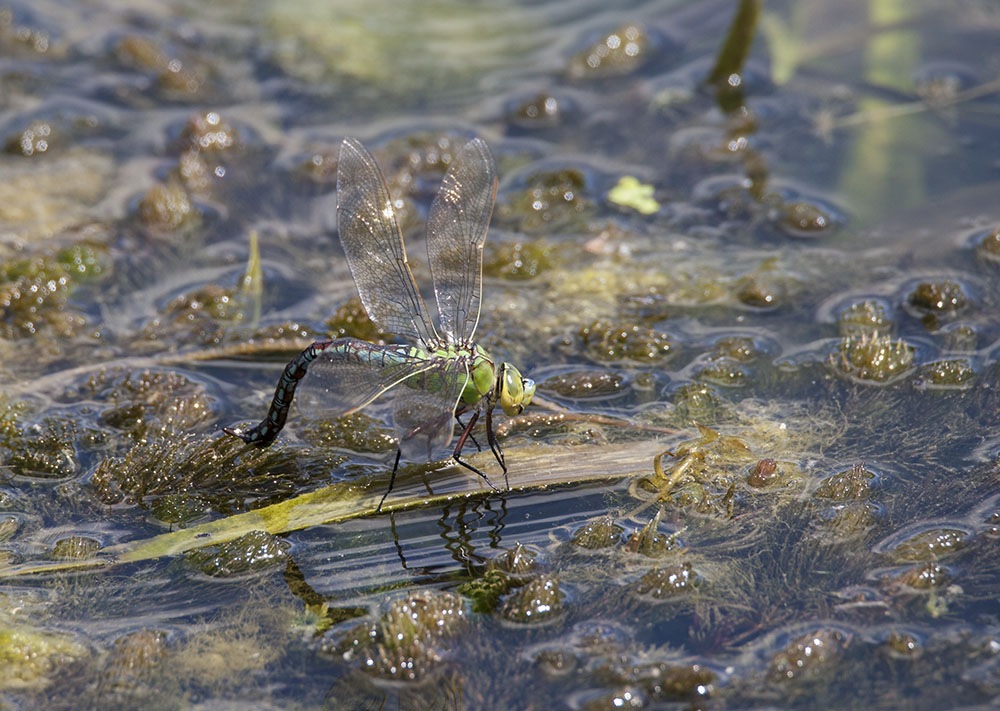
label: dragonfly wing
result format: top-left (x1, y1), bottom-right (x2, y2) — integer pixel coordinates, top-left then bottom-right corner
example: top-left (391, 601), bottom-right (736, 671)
top-left (391, 356), bottom-right (470, 462)
top-left (337, 138), bottom-right (439, 347)
top-left (303, 339), bottom-right (435, 416)
top-left (426, 138), bottom-right (497, 346)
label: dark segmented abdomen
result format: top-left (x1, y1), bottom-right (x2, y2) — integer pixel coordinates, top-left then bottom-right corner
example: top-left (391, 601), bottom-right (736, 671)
top-left (223, 340), bottom-right (334, 446)
top-left (224, 339), bottom-right (419, 447)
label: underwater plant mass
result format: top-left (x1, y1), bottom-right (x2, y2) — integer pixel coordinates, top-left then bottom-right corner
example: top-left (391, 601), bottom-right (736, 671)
top-left (1, 0), bottom-right (1000, 709)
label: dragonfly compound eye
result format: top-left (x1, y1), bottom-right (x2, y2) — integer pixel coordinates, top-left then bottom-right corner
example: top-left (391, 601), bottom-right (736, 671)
top-left (500, 363), bottom-right (531, 415)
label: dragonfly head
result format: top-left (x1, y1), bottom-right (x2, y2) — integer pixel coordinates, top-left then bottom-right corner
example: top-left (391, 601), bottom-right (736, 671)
top-left (497, 363), bottom-right (535, 416)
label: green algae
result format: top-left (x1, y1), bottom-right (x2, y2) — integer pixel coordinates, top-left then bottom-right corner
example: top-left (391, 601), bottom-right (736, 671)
top-left (608, 176), bottom-right (660, 215)
top-left (0, 625), bottom-right (88, 690)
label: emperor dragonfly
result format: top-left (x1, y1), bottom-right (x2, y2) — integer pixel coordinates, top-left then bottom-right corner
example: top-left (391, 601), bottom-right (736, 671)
top-left (225, 137), bottom-right (535, 510)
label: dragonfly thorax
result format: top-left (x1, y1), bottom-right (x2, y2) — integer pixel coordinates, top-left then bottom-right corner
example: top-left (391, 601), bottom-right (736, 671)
top-left (450, 345), bottom-right (535, 417)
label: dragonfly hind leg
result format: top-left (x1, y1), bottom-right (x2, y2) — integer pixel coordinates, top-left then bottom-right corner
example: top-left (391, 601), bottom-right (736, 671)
top-left (455, 412), bottom-right (482, 452)
top-left (452, 410), bottom-right (500, 493)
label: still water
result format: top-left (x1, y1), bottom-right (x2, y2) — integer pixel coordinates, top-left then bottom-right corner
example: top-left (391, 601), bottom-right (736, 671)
top-left (1, 0), bottom-right (1000, 708)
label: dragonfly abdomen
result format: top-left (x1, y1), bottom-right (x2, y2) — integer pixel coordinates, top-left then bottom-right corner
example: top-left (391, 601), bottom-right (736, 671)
top-left (224, 339), bottom-right (419, 446)
top-left (224, 339), bottom-right (335, 445)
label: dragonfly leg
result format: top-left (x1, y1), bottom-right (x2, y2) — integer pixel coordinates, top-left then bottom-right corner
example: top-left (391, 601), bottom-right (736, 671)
top-left (485, 405), bottom-right (509, 490)
top-left (376, 449), bottom-right (403, 513)
top-left (453, 410), bottom-right (499, 492)
top-left (455, 412), bottom-right (483, 452)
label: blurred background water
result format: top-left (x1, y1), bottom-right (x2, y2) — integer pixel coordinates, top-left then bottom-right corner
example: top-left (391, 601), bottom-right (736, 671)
top-left (2, 0), bottom-right (1000, 708)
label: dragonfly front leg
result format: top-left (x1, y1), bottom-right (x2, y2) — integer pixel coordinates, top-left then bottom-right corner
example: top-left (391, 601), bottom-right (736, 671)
top-left (484, 405), bottom-right (508, 490)
top-left (452, 410), bottom-right (499, 492)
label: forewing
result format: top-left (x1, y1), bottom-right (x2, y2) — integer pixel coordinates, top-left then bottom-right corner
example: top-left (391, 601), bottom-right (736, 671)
top-left (426, 138), bottom-right (497, 346)
top-left (337, 138), bottom-right (438, 346)
top-left (302, 339), bottom-right (435, 416)
top-left (391, 356), bottom-right (469, 462)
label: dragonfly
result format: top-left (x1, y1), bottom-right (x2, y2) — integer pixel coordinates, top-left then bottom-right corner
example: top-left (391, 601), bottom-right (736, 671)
top-left (224, 136), bottom-right (535, 511)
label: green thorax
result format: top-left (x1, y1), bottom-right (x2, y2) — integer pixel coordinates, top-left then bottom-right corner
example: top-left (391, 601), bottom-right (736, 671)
top-left (410, 343), bottom-right (496, 405)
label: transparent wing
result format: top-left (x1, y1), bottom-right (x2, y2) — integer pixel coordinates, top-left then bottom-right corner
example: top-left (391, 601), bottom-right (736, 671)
top-left (338, 138), bottom-right (439, 347)
top-left (426, 138), bottom-right (497, 346)
top-left (303, 339), bottom-right (436, 416)
top-left (391, 356), bottom-right (470, 462)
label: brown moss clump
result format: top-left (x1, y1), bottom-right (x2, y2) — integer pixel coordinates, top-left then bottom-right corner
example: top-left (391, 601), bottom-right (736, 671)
top-left (4, 121), bottom-right (55, 157)
top-left (571, 516), bottom-right (624, 550)
top-left (579, 320), bottom-right (673, 363)
top-left (892, 562), bottom-right (951, 590)
top-left (838, 299), bottom-right (893, 337)
top-left (633, 563), bottom-right (697, 599)
top-left (84, 369), bottom-right (215, 440)
top-left (908, 280), bottom-right (967, 312)
top-left (334, 591), bottom-right (467, 681)
top-left (813, 463), bottom-right (874, 501)
top-left (0, 626), bottom-right (88, 689)
top-left (886, 631), bottom-right (921, 658)
top-left (915, 358), bottom-right (976, 389)
top-left (974, 228), bottom-right (1000, 262)
top-left (298, 412), bottom-right (396, 453)
top-left (624, 511), bottom-right (681, 558)
top-left (778, 200), bottom-right (834, 237)
top-left (89, 434), bottom-right (328, 516)
top-left (568, 24), bottom-right (651, 79)
top-left (508, 92), bottom-right (563, 128)
top-left (458, 544), bottom-right (539, 614)
top-left (50, 536), bottom-right (101, 560)
top-left (501, 574), bottom-right (564, 624)
top-left (499, 169), bottom-right (593, 234)
top-left (185, 530), bottom-right (290, 577)
top-left (137, 180), bottom-right (198, 232)
top-left (0, 242), bottom-right (106, 340)
top-left (768, 628), bottom-right (850, 682)
top-left (697, 358), bottom-right (749, 388)
top-left (832, 333), bottom-right (914, 383)
top-left (115, 35), bottom-right (207, 96)
top-left (711, 335), bottom-right (760, 361)
top-left (0, 409), bottom-right (80, 479)
top-left (483, 239), bottom-right (556, 280)
top-left (736, 276), bottom-right (782, 308)
top-left (179, 112), bottom-right (238, 153)
top-left (97, 628), bottom-right (169, 698)
top-left (540, 370), bottom-right (625, 399)
top-left (325, 296), bottom-right (386, 343)
top-left (886, 528), bottom-right (969, 562)
top-left (747, 458), bottom-right (779, 487)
